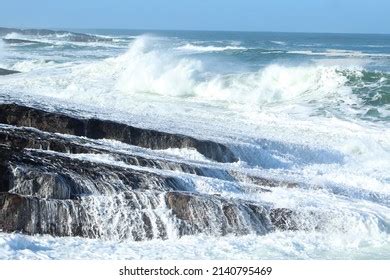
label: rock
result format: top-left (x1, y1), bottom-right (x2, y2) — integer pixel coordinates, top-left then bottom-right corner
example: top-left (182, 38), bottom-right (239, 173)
top-left (269, 208), bottom-right (298, 230)
top-left (0, 126), bottom-right (297, 189)
top-left (0, 103), bottom-right (306, 241)
top-left (0, 103), bottom-right (238, 163)
top-left (2, 38), bottom-right (41, 44)
top-left (0, 193), bottom-right (90, 237)
top-left (0, 144), bottom-right (189, 199)
top-left (0, 68), bottom-right (20, 76)
top-left (0, 191), bottom-right (297, 240)
top-left (165, 191), bottom-right (292, 235)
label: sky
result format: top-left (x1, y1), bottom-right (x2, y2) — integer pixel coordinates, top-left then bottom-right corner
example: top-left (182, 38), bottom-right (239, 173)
top-left (0, 0), bottom-right (389, 34)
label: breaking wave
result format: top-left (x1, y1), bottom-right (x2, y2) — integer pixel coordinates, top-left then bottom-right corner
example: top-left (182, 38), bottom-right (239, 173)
top-left (176, 43), bottom-right (247, 53)
top-left (1, 36), bottom-right (389, 118)
top-left (111, 37), bottom-right (364, 106)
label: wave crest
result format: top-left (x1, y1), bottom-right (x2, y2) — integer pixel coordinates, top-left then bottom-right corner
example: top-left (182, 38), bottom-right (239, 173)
top-left (111, 37), bottom-right (355, 106)
top-left (176, 43), bottom-right (247, 53)
top-left (1, 36), bottom-right (378, 112)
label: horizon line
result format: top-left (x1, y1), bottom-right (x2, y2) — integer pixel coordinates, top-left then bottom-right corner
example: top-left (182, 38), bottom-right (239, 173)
top-left (1, 25), bottom-right (390, 36)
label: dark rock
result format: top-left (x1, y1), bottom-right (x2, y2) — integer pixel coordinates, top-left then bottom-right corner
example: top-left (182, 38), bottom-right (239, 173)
top-left (0, 103), bottom-right (238, 163)
top-left (0, 144), bottom-right (190, 199)
top-left (0, 193), bottom-right (92, 237)
top-left (269, 208), bottom-right (298, 230)
top-left (0, 103), bottom-right (307, 241)
top-left (0, 191), bottom-right (167, 240)
top-left (0, 68), bottom-right (20, 76)
top-left (0, 125), bottom-right (218, 182)
top-left (0, 126), bottom-right (297, 190)
top-left (165, 191), bottom-right (291, 235)
top-left (2, 38), bottom-right (41, 44)
top-left (0, 191), bottom-right (298, 240)
top-left (230, 170), bottom-right (299, 188)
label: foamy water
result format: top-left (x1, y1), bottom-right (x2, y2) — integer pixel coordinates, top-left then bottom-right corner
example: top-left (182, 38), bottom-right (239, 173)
top-left (0, 29), bottom-right (389, 259)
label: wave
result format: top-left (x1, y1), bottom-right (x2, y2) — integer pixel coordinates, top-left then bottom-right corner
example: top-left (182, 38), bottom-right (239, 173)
top-left (0, 27), bottom-right (113, 43)
top-left (111, 37), bottom-right (358, 105)
top-left (2, 36), bottom-right (389, 113)
top-left (346, 70), bottom-right (390, 107)
top-left (289, 49), bottom-right (390, 58)
top-left (10, 59), bottom-right (57, 72)
top-left (176, 43), bottom-right (247, 53)
top-left (2, 32), bottom-right (119, 48)
top-left (270, 40), bottom-right (287, 46)
top-left (195, 65), bottom-right (356, 105)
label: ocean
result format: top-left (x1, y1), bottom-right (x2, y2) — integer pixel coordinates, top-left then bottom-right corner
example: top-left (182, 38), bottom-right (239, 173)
top-left (0, 28), bottom-right (389, 259)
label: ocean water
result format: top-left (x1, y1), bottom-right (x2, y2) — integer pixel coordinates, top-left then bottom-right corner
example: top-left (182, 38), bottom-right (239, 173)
top-left (0, 29), bottom-right (389, 259)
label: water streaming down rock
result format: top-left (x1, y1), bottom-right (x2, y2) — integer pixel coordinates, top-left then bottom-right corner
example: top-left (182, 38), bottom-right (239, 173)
top-left (0, 103), bottom-right (305, 241)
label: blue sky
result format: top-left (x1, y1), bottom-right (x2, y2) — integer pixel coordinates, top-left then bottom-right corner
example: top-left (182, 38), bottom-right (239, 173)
top-left (0, 0), bottom-right (389, 34)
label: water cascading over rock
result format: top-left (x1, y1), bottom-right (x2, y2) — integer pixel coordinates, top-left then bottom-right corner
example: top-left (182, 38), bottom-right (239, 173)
top-left (0, 103), bottom-right (302, 241)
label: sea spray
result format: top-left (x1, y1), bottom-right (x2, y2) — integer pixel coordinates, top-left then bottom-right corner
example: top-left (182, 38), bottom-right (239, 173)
top-left (0, 29), bottom-right (389, 259)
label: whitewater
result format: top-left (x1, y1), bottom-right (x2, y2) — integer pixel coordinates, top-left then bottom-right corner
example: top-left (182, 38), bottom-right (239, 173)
top-left (0, 29), bottom-right (389, 259)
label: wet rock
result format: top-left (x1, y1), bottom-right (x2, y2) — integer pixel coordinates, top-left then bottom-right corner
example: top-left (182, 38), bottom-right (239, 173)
top-left (0, 126), bottom-right (237, 182)
top-left (0, 145), bottom-right (189, 199)
top-left (0, 103), bottom-right (306, 241)
top-left (165, 191), bottom-right (280, 235)
top-left (0, 126), bottom-right (296, 189)
top-left (0, 192), bottom-right (166, 240)
top-left (229, 170), bottom-right (299, 188)
top-left (0, 68), bottom-right (20, 76)
top-left (0, 103), bottom-right (238, 163)
top-left (0, 193), bottom-right (93, 237)
top-left (269, 208), bottom-right (298, 230)
top-left (0, 191), bottom-right (297, 240)
top-left (2, 38), bottom-right (41, 44)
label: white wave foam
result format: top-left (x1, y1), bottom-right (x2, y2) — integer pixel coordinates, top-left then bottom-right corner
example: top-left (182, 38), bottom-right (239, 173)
top-left (195, 64), bottom-right (355, 105)
top-left (4, 32), bottom-right (22, 39)
top-left (0, 36), bottom-right (364, 108)
top-left (157, 148), bottom-right (210, 162)
top-left (3, 32), bottom-right (119, 48)
top-left (53, 32), bottom-right (76, 39)
top-left (289, 49), bottom-right (390, 58)
top-left (11, 59), bottom-right (56, 72)
top-left (111, 37), bottom-right (359, 106)
top-left (270, 40), bottom-right (287, 45)
top-left (176, 43), bottom-right (247, 53)
top-left (111, 36), bottom-right (203, 96)
top-left (1, 231), bottom-right (389, 259)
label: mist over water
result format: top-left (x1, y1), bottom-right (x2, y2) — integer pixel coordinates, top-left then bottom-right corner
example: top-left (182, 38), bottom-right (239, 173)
top-left (0, 29), bottom-right (389, 259)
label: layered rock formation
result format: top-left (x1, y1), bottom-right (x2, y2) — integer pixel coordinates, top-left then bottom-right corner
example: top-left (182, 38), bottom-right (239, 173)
top-left (0, 103), bottom-right (301, 241)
